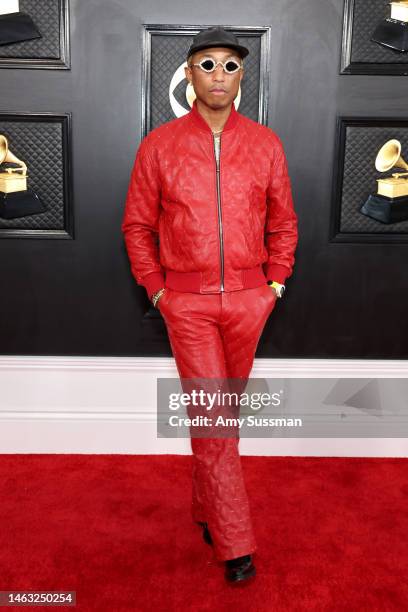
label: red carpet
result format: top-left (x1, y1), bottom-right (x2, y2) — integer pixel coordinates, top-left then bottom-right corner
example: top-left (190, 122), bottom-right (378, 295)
top-left (0, 455), bottom-right (407, 611)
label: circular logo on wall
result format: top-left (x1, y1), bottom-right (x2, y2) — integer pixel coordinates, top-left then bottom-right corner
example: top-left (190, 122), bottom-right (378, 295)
top-left (169, 62), bottom-right (242, 118)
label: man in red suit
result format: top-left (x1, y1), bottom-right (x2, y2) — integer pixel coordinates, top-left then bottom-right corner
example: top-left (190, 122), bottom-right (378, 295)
top-left (122, 26), bottom-right (298, 583)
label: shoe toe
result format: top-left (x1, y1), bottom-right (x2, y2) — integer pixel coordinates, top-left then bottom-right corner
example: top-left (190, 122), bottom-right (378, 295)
top-left (225, 556), bottom-right (256, 582)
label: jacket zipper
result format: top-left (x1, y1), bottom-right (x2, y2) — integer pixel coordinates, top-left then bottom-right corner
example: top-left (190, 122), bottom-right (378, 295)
top-left (213, 133), bottom-right (225, 292)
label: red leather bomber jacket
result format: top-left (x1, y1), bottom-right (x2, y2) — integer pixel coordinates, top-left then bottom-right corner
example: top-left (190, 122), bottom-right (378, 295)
top-left (121, 99), bottom-right (298, 299)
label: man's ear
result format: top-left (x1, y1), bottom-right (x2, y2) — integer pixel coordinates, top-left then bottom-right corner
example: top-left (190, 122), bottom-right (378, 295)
top-left (184, 65), bottom-right (192, 84)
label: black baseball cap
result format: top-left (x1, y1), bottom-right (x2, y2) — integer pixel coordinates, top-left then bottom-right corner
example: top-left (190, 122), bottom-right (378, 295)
top-left (187, 27), bottom-right (249, 61)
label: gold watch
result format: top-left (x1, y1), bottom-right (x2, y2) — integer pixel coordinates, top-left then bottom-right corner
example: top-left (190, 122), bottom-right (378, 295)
top-left (267, 280), bottom-right (285, 298)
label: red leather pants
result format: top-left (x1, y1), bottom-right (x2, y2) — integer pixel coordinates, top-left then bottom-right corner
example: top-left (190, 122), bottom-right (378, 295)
top-left (158, 283), bottom-right (277, 561)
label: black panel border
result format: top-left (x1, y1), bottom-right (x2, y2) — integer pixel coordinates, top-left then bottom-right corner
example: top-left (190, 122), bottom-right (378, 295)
top-left (141, 23), bottom-right (271, 140)
top-left (340, 0), bottom-right (408, 75)
top-left (330, 115), bottom-right (408, 243)
top-left (0, 111), bottom-right (73, 239)
top-left (0, 0), bottom-right (71, 70)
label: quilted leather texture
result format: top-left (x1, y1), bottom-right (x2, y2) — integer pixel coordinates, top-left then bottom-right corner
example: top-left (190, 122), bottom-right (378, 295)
top-left (0, 0), bottom-right (61, 59)
top-left (350, 0), bottom-right (408, 65)
top-left (122, 100), bottom-right (298, 296)
top-left (340, 125), bottom-right (408, 233)
top-left (158, 284), bottom-right (277, 561)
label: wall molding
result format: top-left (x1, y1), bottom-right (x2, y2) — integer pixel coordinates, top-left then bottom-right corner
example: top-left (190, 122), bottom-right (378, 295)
top-left (2, 355), bottom-right (408, 373)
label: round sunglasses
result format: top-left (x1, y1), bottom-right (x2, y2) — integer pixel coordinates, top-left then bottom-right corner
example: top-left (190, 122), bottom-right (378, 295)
top-left (191, 57), bottom-right (243, 74)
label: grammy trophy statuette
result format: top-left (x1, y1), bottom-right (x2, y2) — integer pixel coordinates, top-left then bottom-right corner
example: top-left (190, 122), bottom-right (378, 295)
top-left (360, 139), bottom-right (408, 224)
top-left (0, 134), bottom-right (46, 219)
top-left (371, 1), bottom-right (408, 52)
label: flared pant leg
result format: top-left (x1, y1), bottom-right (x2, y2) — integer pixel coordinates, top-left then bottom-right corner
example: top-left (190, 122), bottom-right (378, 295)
top-left (159, 283), bottom-right (277, 561)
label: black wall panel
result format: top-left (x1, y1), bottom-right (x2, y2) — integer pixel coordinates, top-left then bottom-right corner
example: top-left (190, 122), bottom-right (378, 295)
top-left (0, 0), bottom-right (407, 358)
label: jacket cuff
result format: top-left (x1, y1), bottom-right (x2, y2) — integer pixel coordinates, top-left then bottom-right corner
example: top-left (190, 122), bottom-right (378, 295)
top-left (140, 271), bottom-right (165, 300)
top-left (264, 263), bottom-right (291, 285)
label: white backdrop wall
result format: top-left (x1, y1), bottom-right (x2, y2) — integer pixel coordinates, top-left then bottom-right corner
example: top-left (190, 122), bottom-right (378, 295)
top-left (0, 357), bottom-right (407, 456)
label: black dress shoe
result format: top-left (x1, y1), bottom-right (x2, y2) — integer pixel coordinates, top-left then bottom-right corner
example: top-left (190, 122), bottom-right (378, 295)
top-left (225, 554), bottom-right (256, 583)
top-left (197, 521), bottom-right (213, 546)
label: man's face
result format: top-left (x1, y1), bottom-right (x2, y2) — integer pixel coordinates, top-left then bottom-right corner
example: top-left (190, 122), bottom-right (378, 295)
top-left (184, 47), bottom-right (244, 110)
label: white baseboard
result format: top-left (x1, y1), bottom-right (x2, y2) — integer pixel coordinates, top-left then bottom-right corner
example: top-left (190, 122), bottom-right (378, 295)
top-left (0, 356), bottom-right (407, 456)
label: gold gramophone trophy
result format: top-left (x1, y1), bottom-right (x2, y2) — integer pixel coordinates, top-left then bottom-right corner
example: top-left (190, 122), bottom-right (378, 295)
top-left (360, 139), bottom-right (408, 223)
top-left (371, 1), bottom-right (408, 52)
top-left (0, 134), bottom-right (46, 219)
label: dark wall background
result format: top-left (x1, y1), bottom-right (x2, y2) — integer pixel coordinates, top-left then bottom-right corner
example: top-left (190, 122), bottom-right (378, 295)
top-left (1, 0), bottom-right (407, 358)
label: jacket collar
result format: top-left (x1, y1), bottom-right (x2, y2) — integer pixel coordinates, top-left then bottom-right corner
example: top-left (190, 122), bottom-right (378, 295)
top-left (188, 98), bottom-right (239, 133)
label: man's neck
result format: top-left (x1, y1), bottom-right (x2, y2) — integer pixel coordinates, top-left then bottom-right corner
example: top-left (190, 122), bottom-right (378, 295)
top-left (195, 99), bottom-right (232, 134)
